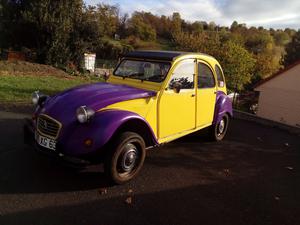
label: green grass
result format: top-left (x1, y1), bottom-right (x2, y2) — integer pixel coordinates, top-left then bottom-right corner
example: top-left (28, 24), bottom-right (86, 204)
top-left (0, 75), bottom-right (101, 104)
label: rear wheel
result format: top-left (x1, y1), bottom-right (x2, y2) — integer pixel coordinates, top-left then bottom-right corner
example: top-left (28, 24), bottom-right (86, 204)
top-left (104, 132), bottom-right (146, 184)
top-left (210, 114), bottom-right (230, 141)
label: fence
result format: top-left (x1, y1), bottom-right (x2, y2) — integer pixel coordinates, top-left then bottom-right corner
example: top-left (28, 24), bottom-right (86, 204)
top-left (95, 59), bottom-right (118, 69)
top-left (231, 90), bottom-right (259, 114)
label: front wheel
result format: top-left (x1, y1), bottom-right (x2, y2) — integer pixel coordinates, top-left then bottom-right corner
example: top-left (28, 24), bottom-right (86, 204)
top-left (210, 114), bottom-right (230, 141)
top-left (104, 132), bottom-right (146, 184)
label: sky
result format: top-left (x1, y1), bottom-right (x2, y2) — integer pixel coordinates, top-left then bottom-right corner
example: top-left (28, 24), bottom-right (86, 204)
top-left (84, 0), bottom-right (300, 29)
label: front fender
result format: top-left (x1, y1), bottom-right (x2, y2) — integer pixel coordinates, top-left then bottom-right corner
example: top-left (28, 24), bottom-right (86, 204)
top-left (213, 91), bottom-right (233, 125)
top-left (60, 110), bottom-right (157, 156)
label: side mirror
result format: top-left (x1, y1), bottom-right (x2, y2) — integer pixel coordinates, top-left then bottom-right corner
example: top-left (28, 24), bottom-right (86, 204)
top-left (173, 81), bottom-right (182, 93)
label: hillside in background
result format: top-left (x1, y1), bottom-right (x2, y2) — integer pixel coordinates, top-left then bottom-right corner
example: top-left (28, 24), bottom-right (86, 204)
top-left (0, 61), bottom-right (69, 77)
top-left (1, 0), bottom-right (300, 91)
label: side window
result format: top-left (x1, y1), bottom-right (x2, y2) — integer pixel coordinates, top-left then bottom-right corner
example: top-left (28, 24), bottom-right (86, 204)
top-left (215, 65), bottom-right (225, 87)
top-left (169, 59), bottom-right (195, 90)
top-left (198, 63), bottom-right (215, 88)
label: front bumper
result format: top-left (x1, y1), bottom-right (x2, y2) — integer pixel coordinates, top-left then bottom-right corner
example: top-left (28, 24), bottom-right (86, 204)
top-left (23, 118), bottom-right (92, 168)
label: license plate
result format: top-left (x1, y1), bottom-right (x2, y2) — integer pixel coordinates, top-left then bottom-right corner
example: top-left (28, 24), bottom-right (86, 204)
top-left (35, 132), bottom-right (56, 151)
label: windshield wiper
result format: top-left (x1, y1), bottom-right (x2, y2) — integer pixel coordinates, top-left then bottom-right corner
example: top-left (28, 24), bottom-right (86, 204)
top-left (120, 73), bottom-right (144, 80)
top-left (129, 72), bottom-right (144, 77)
top-left (121, 75), bottom-right (131, 79)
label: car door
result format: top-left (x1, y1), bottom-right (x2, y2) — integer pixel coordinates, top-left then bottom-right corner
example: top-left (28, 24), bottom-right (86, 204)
top-left (196, 61), bottom-right (217, 127)
top-left (158, 59), bottom-right (196, 139)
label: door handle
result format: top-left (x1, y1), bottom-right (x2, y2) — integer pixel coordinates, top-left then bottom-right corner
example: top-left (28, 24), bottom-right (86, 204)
top-left (191, 94), bottom-right (196, 97)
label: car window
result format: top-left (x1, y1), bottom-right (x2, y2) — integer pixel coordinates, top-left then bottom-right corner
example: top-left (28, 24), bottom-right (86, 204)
top-left (215, 65), bottom-right (225, 87)
top-left (198, 63), bottom-right (215, 88)
top-left (114, 60), bottom-right (171, 83)
top-left (169, 59), bottom-right (195, 90)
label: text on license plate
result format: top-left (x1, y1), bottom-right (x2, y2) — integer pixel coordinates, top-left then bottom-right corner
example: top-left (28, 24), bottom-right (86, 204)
top-left (35, 132), bottom-right (56, 151)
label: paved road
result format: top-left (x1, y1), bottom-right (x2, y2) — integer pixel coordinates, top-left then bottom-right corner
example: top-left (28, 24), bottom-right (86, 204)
top-left (0, 110), bottom-right (299, 225)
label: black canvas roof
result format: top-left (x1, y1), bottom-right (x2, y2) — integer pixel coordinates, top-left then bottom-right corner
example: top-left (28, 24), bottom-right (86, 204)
top-left (123, 50), bottom-right (191, 61)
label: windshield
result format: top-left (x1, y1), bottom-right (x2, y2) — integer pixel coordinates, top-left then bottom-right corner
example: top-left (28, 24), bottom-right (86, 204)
top-left (114, 59), bottom-right (171, 83)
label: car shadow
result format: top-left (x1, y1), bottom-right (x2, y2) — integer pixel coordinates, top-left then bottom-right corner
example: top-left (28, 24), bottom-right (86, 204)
top-left (0, 115), bottom-right (299, 194)
top-left (1, 178), bottom-right (300, 225)
top-left (0, 116), bottom-right (112, 194)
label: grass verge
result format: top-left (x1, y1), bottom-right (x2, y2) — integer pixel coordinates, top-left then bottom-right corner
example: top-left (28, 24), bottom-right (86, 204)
top-left (0, 75), bottom-right (100, 104)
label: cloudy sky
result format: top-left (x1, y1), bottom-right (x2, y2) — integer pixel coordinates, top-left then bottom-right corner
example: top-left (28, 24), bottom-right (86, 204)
top-left (85, 0), bottom-right (300, 29)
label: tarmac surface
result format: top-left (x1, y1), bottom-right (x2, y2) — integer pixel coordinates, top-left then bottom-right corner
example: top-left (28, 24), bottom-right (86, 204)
top-left (0, 110), bottom-right (299, 225)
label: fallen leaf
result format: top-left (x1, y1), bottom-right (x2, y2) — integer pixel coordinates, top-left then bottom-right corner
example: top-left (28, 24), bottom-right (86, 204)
top-left (224, 169), bottom-right (230, 174)
top-left (99, 188), bottom-right (107, 195)
top-left (285, 143), bottom-right (290, 147)
top-left (285, 166), bottom-right (294, 170)
top-left (274, 196), bottom-right (280, 201)
top-left (125, 196), bottom-right (132, 204)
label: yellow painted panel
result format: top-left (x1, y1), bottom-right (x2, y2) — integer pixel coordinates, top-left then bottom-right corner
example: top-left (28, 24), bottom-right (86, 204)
top-left (108, 76), bottom-right (162, 92)
top-left (102, 97), bottom-right (158, 137)
top-left (158, 89), bottom-right (196, 138)
top-left (158, 123), bottom-right (211, 144)
top-left (103, 53), bottom-right (227, 144)
top-left (196, 60), bottom-right (217, 127)
top-left (197, 88), bottom-right (216, 127)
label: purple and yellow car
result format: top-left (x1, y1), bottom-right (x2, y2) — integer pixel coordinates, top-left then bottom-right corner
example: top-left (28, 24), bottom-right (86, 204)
top-left (24, 50), bottom-right (232, 184)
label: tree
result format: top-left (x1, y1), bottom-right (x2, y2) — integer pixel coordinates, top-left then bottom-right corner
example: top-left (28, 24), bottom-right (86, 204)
top-left (244, 28), bottom-right (281, 80)
top-left (230, 21), bottom-right (239, 32)
top-left (96, 3), bottom-right (119, 37)
top-left (191, 21), bottom-right (204, 34)
top-left (0, 1), bottom-right (4, 47)
top-left (273, 30), bottom-right (290, 46)
top-left (18, 0), bottom-right (85, 66)
top-left (117, 13), bottom-right (129, 38)
top-left (0, 0), bottom-right (27, 49)
top-left (127, 12), bottom-right (156, 41)
top-left (170, 12), bottom-right (182, 37)
top-left (0, 0), bottom-right (287, 80)
top-left (173, 30), bottom-right (222, 59)
top-left (217, 41), bottom-right (256, 91)
top-left (283, 30), bottom-right (300, 66)
top-left (208, 21), bottom-right (216, 31)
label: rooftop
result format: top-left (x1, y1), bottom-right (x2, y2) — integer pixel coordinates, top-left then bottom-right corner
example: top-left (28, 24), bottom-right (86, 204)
top-left (254, 60), bottom-right (300, 88)
top-left (123, 50), bottom-right (213, 61)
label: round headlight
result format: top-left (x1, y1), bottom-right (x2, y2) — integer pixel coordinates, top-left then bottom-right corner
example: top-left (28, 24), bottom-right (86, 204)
top-left (32, 91), bottom-right (48, 106)
top-left (76, 106), bottom-right (95, 123)
top-left (32, 91), bottom-right (40, 106)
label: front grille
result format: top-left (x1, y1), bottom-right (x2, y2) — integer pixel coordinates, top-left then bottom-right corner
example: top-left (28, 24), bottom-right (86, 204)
top-left (37, 115), bottom-right (61, 139)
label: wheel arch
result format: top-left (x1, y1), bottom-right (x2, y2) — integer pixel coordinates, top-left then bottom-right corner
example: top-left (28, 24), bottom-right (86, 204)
top-left (213, 91), bottom-right (233, 125)
top-left (112, 118), bottom-right (158, 148)
top-left (96, 110), bottom-right (158, 149)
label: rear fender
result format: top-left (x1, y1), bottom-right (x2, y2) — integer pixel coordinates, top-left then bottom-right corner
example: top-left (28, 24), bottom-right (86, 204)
top-left (213, 91), bottom-right (233, 125)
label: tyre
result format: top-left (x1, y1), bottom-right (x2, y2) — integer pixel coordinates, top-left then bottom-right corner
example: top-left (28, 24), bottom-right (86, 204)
top-left (210, 114), bottom-right (230, 141)
top-left (104, 132), bottom-right (146, 184)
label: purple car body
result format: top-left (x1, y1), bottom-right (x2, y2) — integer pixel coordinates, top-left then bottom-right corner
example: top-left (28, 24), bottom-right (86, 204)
top-left (31, 82), bottom-right (157, 158)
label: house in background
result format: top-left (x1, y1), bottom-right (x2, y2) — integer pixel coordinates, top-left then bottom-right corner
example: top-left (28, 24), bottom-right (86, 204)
top-left (254, 61), bottom-right (300, 128)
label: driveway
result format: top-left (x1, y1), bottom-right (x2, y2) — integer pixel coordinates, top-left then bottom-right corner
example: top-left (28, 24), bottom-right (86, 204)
top-left (0, 110), bottom-right (299, 225)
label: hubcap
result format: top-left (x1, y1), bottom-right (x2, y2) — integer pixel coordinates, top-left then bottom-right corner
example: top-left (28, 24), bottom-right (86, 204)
top-left (120, 143), bottom-right (138, 172)
top-left (218, 119), bottom-right (225, 135)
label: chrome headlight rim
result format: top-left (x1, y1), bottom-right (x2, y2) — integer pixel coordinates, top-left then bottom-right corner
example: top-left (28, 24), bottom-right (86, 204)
top-left (32, 91), bottom-right (48, 106)
top-left (76, 106), bottom-right (95, 123)
top-left (32, 91), bottom-right (40, 106)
